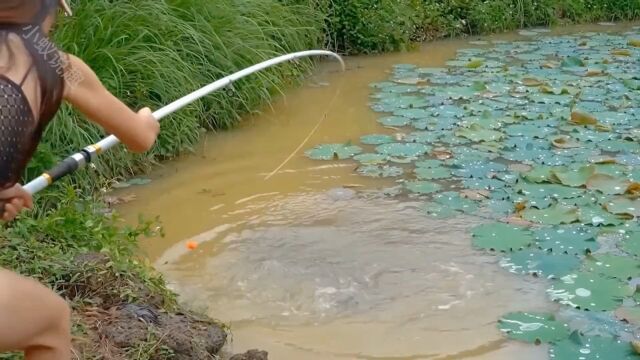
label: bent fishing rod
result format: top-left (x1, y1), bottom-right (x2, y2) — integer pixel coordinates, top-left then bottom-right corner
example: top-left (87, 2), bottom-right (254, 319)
top-left (17, 50), bottom-right (344, 198)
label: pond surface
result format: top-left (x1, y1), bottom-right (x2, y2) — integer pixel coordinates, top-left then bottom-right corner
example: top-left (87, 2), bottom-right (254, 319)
top-left (118, 23), bottom-right (640, 359)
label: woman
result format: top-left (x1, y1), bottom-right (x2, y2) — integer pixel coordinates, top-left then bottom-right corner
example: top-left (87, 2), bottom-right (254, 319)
top-left (0, 1), bottom-right (160, 359)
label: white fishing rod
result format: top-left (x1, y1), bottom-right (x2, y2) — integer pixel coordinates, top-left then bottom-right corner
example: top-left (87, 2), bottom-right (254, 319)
top-left (21, 50), bottom-right (344, 195)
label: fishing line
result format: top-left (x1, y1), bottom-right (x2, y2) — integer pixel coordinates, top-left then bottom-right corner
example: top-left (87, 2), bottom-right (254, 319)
top-left (264, 74), bottom-right (346, 181)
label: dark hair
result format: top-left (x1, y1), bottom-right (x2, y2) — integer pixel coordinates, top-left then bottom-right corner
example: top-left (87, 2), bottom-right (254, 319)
top-left (0, 0), bottom-right (64, 122)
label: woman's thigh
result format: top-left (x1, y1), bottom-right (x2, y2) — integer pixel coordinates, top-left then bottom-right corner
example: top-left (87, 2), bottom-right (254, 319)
top-left (0, 268), bottom-right (67, 350)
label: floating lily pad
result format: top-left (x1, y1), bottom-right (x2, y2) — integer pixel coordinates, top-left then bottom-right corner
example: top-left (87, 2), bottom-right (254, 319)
top-left (551, 166), bottom-right (596, 187)
top-left (357, 165), bottom-right (403, 178)
top-left (415, 167), bottom-right (450, 180)
top-left (432, 192), bottom-right (478, 213)
top-left (455, 124), bottom-right (505, 142)
top-left (621, 233), bottom-right (640, 257)
top-left (498, 312), bottom-right (570, 344)
top-left (535, 226), bottom-right (599, 255)
top-left (547, 272), bottom-right (632, 311)
top-left (471, 223), bottom-right (534, 252)
top-left (550, 332), bottom-right (638, 359)
top-left (360, 134), bottom-right (395, 145)
top-left (500, 250), bottom-right (581, 279)
top-left (353, 153), bottom-right (389, 165)
top-left (522, 204), bottom-right (579, 225)
top-left (585, 254), bottom-right (640, 281)
top-left (306, 144), bottom-right (362, 160)
top-left (378, 116), bottom-right (411, 127)
top-left (586, 174), bottom-right (631, 195)
top-left (516, 182), bottom-right (584, 199)
top-left (415, 160), bottom-right (443, 168)
top-left (524, 166), bottom-right (565, 183)
top-left (579, 205), bottom-right (628, 226)
top-left (405, 181), bottom-right (442, 194)
top-left (376, 143), bottom-right (430, 157)
top-left (605, 197), bottom-right (640, 217)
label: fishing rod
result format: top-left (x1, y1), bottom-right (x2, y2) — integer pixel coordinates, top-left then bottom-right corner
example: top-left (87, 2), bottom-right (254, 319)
top-left (2, 50), bottom-right (344, 214)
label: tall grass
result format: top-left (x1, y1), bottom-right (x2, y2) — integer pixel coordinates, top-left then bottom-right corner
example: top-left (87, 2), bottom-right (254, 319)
top-left (28, 0), bottom-right (325, 195)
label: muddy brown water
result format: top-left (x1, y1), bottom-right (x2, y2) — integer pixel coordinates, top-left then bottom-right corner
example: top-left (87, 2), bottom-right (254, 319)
top-left (117, 23), bottom-right (638, 359)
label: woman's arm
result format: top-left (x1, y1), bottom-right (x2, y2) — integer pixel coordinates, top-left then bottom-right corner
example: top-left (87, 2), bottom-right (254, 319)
top-left (61, 53), bottom-right (160, 153)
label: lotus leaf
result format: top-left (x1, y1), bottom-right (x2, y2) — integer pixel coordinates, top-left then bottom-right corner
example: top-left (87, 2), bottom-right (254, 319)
top-left (376, 143), bottom-right (430, 157)
top-left (498, 312), bottom-right (570, 344)
top-left (516, 182), bottom-right (584, 199)
top-left (620, 233), bottom-right (640, 257)
top-left (405, 181), bottom-right (442, 194)
top-left (548, 272), bottom-right (633, 311)
top-left (357, 165), bottom-right (403, 178)
top-left (522, 204), bottom-right (579, 225)
top-left (353, 153), bottom-right (389, 165)
top-left (378, 116), bottom-right (411, 127)
top-left (550, 333), bottom-right (638, 359)
top-left (579, 205), bottom-right (628, 226)
top-left (605, 197), bottom-right (640, 217)
top-left (306, 144), bottom-right (362, 160)
top-left (456, 124), bottom-right (505, 142)
top-left (585, 254), bottom-right (640, 281)
top-left (451, 161), bottom-right (507, 178)
top-left (360, 134), bottom-right (395, 145)
top-left (500, 250), bottom-right (581, 279)
top-left (471, 223), bottom-right (534, 252)
top-left (586, 174), bottom-right (631, 195)
top-left (551, 166), bottom-right (596, 187)
top-left (535, 225), bottom-right (599, 255)
top-left (415, 160), bottom-right (443, 169)
top-left (415, 167), bottom-right (450, 180)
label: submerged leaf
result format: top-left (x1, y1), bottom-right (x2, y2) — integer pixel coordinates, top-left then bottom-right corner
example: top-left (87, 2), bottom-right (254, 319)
top-left (548, 272), bottom-right (632, 311)
top-left (551, 166), bottom-right (596, 187)
top-left (455, 124), bottom-right (504, 142)
top-left (498, 312), bottom-right (570, 344)
top-left (550, 333), bottom-right (638, 359)
top-left (586, 174), bottom-right (631, 195)
top-left (471, 223), bottom-right (534, 252)
top-left (521, 204), bottom-right (579, 225)
top-left (405, 181), bottom-right (442, 194)
top-left (306, 144), bottom-right (362, 160)
top-left (501, 250), bottom-right (581, 279)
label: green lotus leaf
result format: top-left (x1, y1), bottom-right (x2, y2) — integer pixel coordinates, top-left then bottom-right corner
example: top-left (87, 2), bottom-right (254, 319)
top-left (524, 166), bottom-right (566, 183)
top-left (515, 182), bottom-right (585, 199)
top-left (550, 332), bottom-right (638, 360)
top-left (585, 254), bottom-right (640, 281)
top-left (433, 192), bottom-right (478, 213)
top-left (621, 232), bottom-right (640, 257)
top-left (455, 124), bottom-right (505, 142)
top-left (394, 108), bottom-right (431, 119)
top-left (357, 165), bottom-right (403, 178)
top-left (522, 204), bottom-right (579, 225)
top-left (500, 250), bottom-right (581, 279)
top-left (471, 223), bottom-right (534, 252)
top-left (551, 166), bottom-right (596, 187)
top-left (353, 153), bottom-right (389, 165)
top-left (498, 312), bottom-right (570, 344)
top-left (594, 163), bottom-right (628, 178)
top-left (378, 116), bottom-right (411, 127)
top-left (421, 202), bottom-right (459, 218)
top-left (547, 272), bottom-right (632, 311)
top-left (415, 159), bottom-right (443, 169)
top-left (561, 56), bottom-right (586, 68)
top-left (579, 205), bottom-right (628, 226)
top-left (405, 181), bottom-right (442, 194)
top-left (415, 167), bottom-right (451, 180)
top-left (535, 225), bottom-right (599, 255)
top-left (360, 134), bottom-right (395, 145)
top-left (604, 197), bottom-right (640, 217)
top-left (305, 144), bottom-right (362, 160)
top-left (376, 143), bottom-right (430, 157)
top-left (586, 174), bottom-right (631, 195)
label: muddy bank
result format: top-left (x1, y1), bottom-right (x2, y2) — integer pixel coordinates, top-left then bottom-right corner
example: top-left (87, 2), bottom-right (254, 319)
top-left (63, 252), bottom-right (265, 359)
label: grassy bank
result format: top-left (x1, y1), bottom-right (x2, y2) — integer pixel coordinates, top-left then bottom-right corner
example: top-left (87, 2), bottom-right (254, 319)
top-left (2, 0), bottom-right (640, 359)
top-left (321, 0), bottom-right (640, 54)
